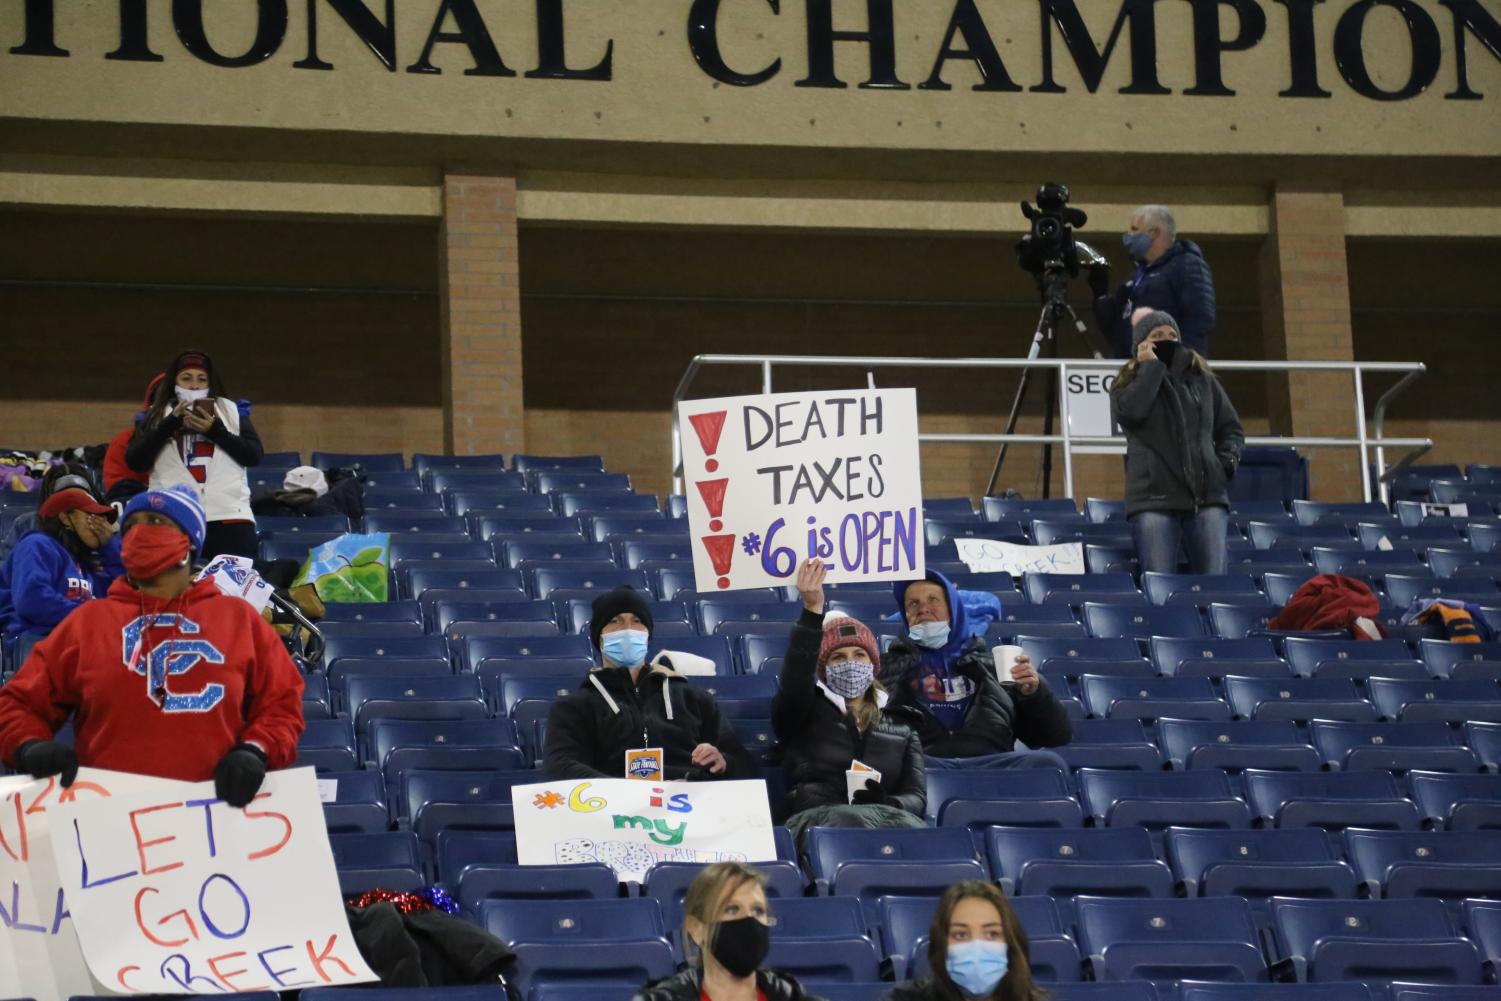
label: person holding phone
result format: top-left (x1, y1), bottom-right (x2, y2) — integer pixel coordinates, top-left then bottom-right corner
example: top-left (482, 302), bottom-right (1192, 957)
top-left (1110, 310), bottom-right (1244, 575)
top-left (125, 350), bottom-right (262, 561)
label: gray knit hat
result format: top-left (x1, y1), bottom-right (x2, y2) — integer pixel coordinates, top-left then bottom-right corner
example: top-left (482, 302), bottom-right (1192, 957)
top-left (1132, 310), bottom-right (1181, 349)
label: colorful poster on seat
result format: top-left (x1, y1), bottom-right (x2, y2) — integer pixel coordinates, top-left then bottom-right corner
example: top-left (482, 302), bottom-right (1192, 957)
top-left (0, 770), bottom-right (201, 1001)
top-left (45, 766), bottom-right (377, 994)
top-left (676, 388), bottom-right (924, 592)
top-left (512, 778), bottom-right (777, 883)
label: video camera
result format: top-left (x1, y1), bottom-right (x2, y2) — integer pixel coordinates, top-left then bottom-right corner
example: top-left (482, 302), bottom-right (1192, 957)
top-left (1014, 182), bottom-right (1108, 299)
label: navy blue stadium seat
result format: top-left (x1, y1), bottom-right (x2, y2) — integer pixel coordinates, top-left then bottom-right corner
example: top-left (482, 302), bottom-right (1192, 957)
top-left (1142, 573), bottom-right (1263, 607)
top-left (804, 827), bottom-right (985, 899)
top-left (347, 675), bottom-right (488, 733)
top-left (1249, 522), bottom-right (1356, 551)
top-left (1310, 720), bottom-right (1477, 772)
top-left (1086, 543), bottom-right (1142, 577)
top-left (1024, 572), bottom-right (1138, 604)
top-left (400, 768), bottom-right (538, 828)
top-left (326, 657), bottom-right (453, 695)
top-left (926, 767), bottom-right (1081, 828)
top-left (412, 452), bottom-right (507, 474)
top-left (1084, 603), bottom-right (1207, 640)
top-left (1055, 719), bottom-right (1166, 772)
top-left (1386, 573), bottom-right (1500, 608)
top-left (532, 471), bottom-right (632, 495)
top-left (1469, 721), bottom-right (1501, 772)
top-left (1074, 895), bottom-right (1267, 982)
top-left (1269, 896), bottom-right (1482, 984)
top-left (1410, 771), bottom-right (1501, 830)
top-left (297, 717), bottom-right (357, 771)
top-left (258, 535), bottom-right (342, 561)
top-left (513, 454), bottom-right (606, 473)
top-left (434, 598), bottom-right (557, 635)
top-left (765, 935), bottom-right (883, 984)
top-left (319, 769), bottom-right (388, 833)
top-left (1359, 523), bottom-right (1467, 553)
top-left (320, 600), bottom-right (423, 625)
top-left (1223, 677), bottom-right (1377, 723)
top-left (1292, 501), bottom-right (1389, 527)
top-left (556, 492), bottom-right (660, 517)
top-left (642, 861), bottom-right (804, 936)
top-left (1179, 984), bottom-right (1373, 1001)
top-left (986, 826), bottom-right (1172, 898)
top-left (1081, 676), bottom-right (1228, 721)
top-left (1166, 827), bottom-right (1357, 899)
top-left (461, 633), bottom-right (595, 672)
top-left (617, 539), bottom-right (695, 569)
top-left (983, 497), bottom-right (1080, 522)
top-left (329, 830), bottom-right (423, 890)
top-left (456, 862), bottom-right (624, 913)
top-left (256, 513), bottom-right (352, 535)
top-left (313, 450), bottom-right (404, 472)
top-left (1367, 677), bottom-right (1501, 723)
top-left (1343, 828), bottom-right (1501, 899)
top-left (1388, 986), bottom-right (1501, 1001)
top-left (502, 539), bottom-right (615, 569)
top-left (479, 898), bottom-right (674, 992)
top-left (1461, 898), bottom-right (1501, 977)
top-left (657, 635), bottom-right (736, 674)
top-left (403, 566), bottom-right (525, 599)
top-left (388, 539), bottom-right (495, 567)
top-left (1156, 719), bottom-right (1321, 772)
top-left (317, 620), bottom-right (429, 642)
top-left (1042, 986), bottom-right (1158, 1001)
top-left (1077, 768), bottom-right (1250, 829)
top-left (428, 470), bottom-right (528, 494)
top-left (1417, 640), bottom-right (1501, 680)
top-left (323, 633), bottom-right (449, 668)
top-left (926, 517), bottom-right (1013, 546)
top-left (1207, 603), bottom-right (1281, 640)
top-left (364, 490), bottom-right (439, 512)
top-left (365, 514), bottom-right (469, 536)
top-left (1032, 520), bottom-right (1134, 546)
top-left (1150, 636), bottom-right (1286, 679)
top-left (528, 565), bottom-right (646, 599)
top-left (367, 718), bottom-right (522, 783)
top-left (1243, 769), bottom-right (1421, 831)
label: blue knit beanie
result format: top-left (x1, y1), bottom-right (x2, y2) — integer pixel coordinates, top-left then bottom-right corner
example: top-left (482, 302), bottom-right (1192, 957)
top-left (123, 486), bottom-right (208, 556)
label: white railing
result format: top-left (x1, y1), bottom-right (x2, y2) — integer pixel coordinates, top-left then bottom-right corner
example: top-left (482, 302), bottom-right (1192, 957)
top-left (670, 355), bottom-right (1430, 504)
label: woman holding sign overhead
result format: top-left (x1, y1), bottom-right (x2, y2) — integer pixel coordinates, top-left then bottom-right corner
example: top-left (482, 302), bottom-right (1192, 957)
top-left (772, 558), bottom-right (926, 847)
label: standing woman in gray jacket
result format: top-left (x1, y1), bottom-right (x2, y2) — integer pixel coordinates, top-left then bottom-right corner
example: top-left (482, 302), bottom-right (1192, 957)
top-left (1110, 310), bottom-right (1244, 575)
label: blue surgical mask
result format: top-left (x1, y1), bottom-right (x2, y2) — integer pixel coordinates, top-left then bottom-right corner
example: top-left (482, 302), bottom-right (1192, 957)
top-left (908, 620), bottom-right (951, 649)
top-left (946, 940), bottom-right (1009, 998)
top-left (601, 628), bottom-right (648, 668)
top-left (1122, 231), bottom-right (1153, 261)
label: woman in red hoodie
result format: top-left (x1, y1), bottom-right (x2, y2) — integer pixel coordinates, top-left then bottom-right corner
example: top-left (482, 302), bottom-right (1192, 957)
top-left (0, 486), bottom-right (304, 807)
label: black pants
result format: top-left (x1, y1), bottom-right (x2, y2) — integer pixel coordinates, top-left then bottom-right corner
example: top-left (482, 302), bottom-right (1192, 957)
top-left (202, 521), bottom-right (259, 562)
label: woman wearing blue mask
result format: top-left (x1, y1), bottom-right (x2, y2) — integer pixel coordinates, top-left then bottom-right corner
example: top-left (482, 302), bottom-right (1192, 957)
top-left (1111, 309), bottom-right (1244, 576)
top-left (544, 585), bottom-right (755, 782)
top-left (885, 880), bottom-right (1046, 1001)
top-left (773, 559), bottom-right (927, 848)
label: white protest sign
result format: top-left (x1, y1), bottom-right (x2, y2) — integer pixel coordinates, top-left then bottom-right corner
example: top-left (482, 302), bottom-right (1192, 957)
top-left (512, 778), bottom-right (776, 883)
top-left (1, 770), bottom-right (200, 1001)
top-left (195, 555), bottom-right (275, 614)
top-left (677, 389), bottom-right (924, 592)
top-left (954, 538), bottom-right (1086, 576)
top-left (47, 766), bottom-right (377, 994)
top-left (1063, 362), bottom-right (1126, 455)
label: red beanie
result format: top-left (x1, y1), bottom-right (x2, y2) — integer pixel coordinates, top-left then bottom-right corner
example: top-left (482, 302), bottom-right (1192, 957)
top-left (817, 614), bottom-right (881, 672)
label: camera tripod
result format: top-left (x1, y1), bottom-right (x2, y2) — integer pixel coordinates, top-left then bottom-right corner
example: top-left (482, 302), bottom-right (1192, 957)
top-left (985, 265), bottom-right (1104, 498)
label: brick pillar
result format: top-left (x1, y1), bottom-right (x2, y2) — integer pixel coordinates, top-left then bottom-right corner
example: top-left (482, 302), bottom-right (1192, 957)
top-left (1257, 188), bottom-right (1360, 500)
top-left (439, 171), bottom-right (525, 455)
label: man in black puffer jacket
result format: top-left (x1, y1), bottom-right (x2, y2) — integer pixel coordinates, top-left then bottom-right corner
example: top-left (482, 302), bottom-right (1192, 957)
top-left (882, 571), bottom-right (1072, 770)
top-left (544, 586), bottom-right (756, 781)
top-left (1092, 204), bottom-right (1217, 358)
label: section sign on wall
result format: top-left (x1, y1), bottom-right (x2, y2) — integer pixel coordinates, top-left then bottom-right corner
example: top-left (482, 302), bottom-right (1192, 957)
top-left (1063, 361), bottom-right (1127, 455)
top-left (677, 389), bottom-right (924, 592)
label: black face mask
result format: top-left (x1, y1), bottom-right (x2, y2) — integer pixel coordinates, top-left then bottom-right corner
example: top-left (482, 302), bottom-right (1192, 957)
top-left (1153, 340), bottom-right (1180, 366)
top-left (708, 916), bottom-right (769, 979)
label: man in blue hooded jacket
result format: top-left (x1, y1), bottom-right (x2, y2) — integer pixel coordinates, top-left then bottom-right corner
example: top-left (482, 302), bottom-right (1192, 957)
top-left (1092, 204), bottom-right (1217, 359)
top-left (880, 571), bottom-right (1072, 768)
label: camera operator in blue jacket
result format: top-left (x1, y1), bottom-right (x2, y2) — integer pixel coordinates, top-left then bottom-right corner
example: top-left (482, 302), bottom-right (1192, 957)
top-left (1092, 204), bottom-right (1218, 359)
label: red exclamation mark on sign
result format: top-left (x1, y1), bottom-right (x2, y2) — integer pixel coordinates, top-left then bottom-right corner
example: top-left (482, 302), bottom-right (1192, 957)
top-left (702, 534), bottom-right (737, 590)
top-left (696, 478), bottom-right (728, 533)
top-left (688, 411), bottom-right (728, 473)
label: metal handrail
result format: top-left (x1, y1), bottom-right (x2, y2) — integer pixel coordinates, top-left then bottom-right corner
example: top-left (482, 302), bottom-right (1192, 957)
top-left (670, 354), bottom-right (1431, 503)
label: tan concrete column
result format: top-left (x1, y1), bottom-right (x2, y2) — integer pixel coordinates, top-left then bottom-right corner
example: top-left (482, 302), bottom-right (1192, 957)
top-left (439, 171), bottom-right (525, 456)
top-left (1257, 187), bottom-right (1360, 500)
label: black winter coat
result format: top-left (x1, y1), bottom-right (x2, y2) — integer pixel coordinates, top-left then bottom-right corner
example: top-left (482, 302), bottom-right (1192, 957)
top-left (879, 638), bottom-right (1073, 759)
top-left (771, 609), bottom-right (926, 817)
top-left (1094, 240), bottom-right (1218, 358)
top-left (634, 967), bottom-right (823, 1001)
top-left (544, 664), bottom-right (757, 782)
top-left (1110, 348), bottom-right (1245, 518)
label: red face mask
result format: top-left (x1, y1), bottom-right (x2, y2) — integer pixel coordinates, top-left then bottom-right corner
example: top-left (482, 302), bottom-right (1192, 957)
top-left (122, 524), bottom-right (191, 580)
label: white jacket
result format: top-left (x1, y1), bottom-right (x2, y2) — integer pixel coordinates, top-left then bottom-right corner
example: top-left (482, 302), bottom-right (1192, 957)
top-left (148, 397), bottom-right (256, 523)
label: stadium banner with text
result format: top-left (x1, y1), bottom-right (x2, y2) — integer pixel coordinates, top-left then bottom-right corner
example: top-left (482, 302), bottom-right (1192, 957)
top-left (512, 778), bottom-right (777, 883)
top-left (677, 388), bottom-right (924, 592)
top-left (45, 767), bottom-right (377, 994)
top-left (1063, 361), bottom-right (1127, 455)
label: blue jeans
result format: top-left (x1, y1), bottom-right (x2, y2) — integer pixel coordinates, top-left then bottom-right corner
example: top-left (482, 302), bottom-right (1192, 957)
top-left (1129, 507), bottom-right (1229, 575)
top-left (925, 750), bottom-right (1068, 771)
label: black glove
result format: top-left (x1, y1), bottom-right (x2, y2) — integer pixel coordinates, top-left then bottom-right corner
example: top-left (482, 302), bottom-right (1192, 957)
top-left (851, 778), bottom-right (891, 807)
top-left (1221, 459), bottom-right (1237, 482)
top-left (214, 744), bottom-right (267, 808)
top-left (16, 740), bottom-right (78, 787)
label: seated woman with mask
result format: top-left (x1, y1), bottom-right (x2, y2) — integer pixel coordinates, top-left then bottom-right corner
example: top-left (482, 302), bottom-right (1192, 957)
top-left (0, 475), bottom-right (122, 640)
top-left (773, 558), bottom-right (927, 846)
top-left (885, 880), bottom-right (1048, 1001)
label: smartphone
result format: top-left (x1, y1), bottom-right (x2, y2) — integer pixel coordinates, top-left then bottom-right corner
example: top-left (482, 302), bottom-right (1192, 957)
top-left (192, 398), bottom-right (216, 417)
